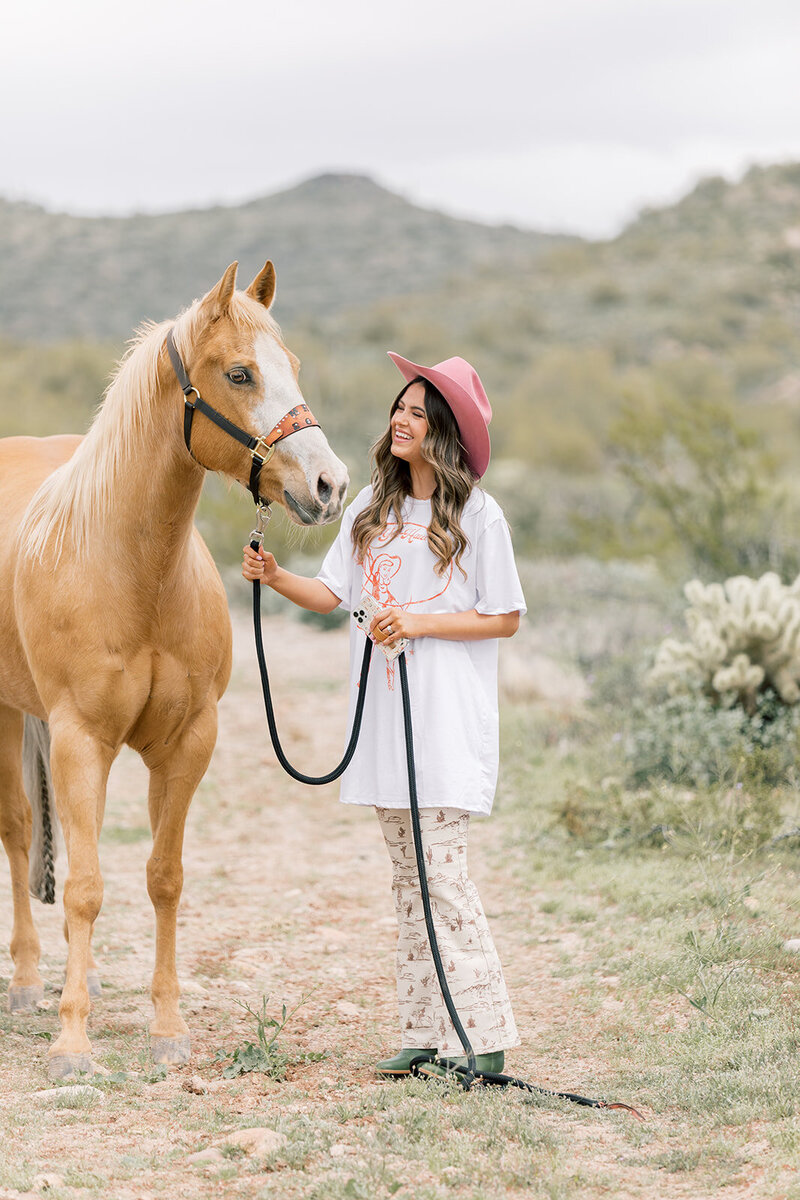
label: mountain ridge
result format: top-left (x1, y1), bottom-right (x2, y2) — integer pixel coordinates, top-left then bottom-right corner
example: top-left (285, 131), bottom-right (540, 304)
top-left (0, 172), bottom-right (566, 341)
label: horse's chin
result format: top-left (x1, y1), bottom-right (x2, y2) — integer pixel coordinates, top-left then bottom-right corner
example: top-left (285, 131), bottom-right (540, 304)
top-left (282, 488), bottom-right (341, 526)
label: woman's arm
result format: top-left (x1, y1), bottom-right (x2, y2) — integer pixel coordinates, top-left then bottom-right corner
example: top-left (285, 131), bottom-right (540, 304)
top-left (372, 607), bottom-right (520, 644)
top-left (242, 545), bottom-right (342, 614)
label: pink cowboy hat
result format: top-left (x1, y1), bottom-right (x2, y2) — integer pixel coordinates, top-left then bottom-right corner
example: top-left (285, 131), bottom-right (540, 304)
top-left (387, 351), bottom-right (492, 479)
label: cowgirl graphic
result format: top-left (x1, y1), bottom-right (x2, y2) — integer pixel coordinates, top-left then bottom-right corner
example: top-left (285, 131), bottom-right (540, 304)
top-left (365, 553), bottom-right (402, 606)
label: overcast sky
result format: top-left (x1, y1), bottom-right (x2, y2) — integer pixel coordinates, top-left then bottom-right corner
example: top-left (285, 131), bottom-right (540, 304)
top-left (3, 0), bottom-right (800, 237)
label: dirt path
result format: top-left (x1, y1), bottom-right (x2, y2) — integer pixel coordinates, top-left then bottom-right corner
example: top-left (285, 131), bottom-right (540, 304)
top-left (0, 611), bottom-right (771, 1199)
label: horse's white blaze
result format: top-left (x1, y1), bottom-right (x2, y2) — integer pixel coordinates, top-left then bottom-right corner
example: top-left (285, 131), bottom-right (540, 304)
top-left (253, 331), bottom-right (304, 430)
top-left (254, 332), bottom-right (348, 515)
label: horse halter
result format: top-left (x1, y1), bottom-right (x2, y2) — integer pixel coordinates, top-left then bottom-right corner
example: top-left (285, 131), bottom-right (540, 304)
top-left (165, 327), bottom-right (320, 507)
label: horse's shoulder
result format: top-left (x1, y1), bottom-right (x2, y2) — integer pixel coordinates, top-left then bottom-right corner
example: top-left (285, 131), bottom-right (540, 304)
top-left (189, 526), bottom-right (225, 582)
top-left (0, 433), bottom-right (83, 470)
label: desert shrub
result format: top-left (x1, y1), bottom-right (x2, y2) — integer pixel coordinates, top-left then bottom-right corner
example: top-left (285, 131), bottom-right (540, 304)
top-left (0, 338), bottom-right (116, 437)
top-left (624, 687), bottom-right (800, 790)
top-left (627, 570), bottom-right (800, 791)
top-left (558, 765), bottom-right (784, 851)
top-left (652, 572), bottom-right (800, 710)
top-left (502, 346), bottom-right (620, 471)
top-left (590, 279), bottom-right (625, 306)
top-left (608, 362), bottom-right (800, 579)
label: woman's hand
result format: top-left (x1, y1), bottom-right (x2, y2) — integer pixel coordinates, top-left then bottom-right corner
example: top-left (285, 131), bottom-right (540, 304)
top-left (242, 544), bottom-right (279, 585)
top-left (370, 607), bottom-right (426, 645)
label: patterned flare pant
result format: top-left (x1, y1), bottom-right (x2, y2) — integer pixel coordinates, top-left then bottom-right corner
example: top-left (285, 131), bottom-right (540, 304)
top-left (376, 806), bottom-right (519, 1056)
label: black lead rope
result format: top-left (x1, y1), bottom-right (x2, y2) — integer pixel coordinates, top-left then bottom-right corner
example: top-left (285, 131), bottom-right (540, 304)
top-left (398, 652), bottom-right (478, 1082)
top-left (398, 653), bottom-right (644, 1117)
top-left (251, 553), bottom-right (373, 785)
top-left (251, 571), bottom-right (644, 1120)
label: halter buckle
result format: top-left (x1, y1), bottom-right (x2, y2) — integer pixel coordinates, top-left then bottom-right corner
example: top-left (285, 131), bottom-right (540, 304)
top-left (252, 438), bottom-right (276, 464)
top-left (183, 387), bottom-right (200, 408)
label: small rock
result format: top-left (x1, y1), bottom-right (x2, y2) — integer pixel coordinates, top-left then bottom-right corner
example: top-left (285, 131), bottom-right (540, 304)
top-left (186, 1148), bottom-right (224, 1165)
top-left (32, 1174), bottom-right (64, 1191)
top-left (182, 1075), bottom-right (208, 1095)
top-left (35, 999), bottom-right (53, 1011)
top-left (783, 938), bottom-right (800, 953)
top-left (33, 1084), bottom-right (103, 1101)
top-left (218, 1127), bottom-right (287, 1156)
top-left (336, 1001), bottom-right (361, 1018)
top-left (329, 1143), bottom-right (355, 1158)
top-left (179, 980), bottom-right (209, 996)
top-left (227, 981), bottom-right (252, 994)
top-left (148, 1079), bottom-right (174, 1094)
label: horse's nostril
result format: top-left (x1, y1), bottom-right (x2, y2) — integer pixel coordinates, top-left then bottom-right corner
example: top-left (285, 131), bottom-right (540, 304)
top-left (317, 475), bottom-right (333, 506)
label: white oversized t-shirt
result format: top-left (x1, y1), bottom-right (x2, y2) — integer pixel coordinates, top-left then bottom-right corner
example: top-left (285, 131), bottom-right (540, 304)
top-left (316, 486), bottom-right (526, 816)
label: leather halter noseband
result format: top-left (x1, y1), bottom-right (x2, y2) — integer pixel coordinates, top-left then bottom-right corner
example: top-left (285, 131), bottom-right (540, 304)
top-left (165, 326), bottom-right (320, 506)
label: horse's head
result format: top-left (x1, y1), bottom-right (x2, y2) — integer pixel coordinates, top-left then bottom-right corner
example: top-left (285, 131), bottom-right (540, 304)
top-left (173, 262), bottom-right (348, 525)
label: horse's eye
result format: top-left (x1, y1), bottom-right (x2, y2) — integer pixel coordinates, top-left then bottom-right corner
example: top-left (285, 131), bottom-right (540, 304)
top-left (228, 368), bottom-right (249, 385)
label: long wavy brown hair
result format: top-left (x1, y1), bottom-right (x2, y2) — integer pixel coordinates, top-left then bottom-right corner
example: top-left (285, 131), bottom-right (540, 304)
top-left (351, 377), bottom-right (478, 577)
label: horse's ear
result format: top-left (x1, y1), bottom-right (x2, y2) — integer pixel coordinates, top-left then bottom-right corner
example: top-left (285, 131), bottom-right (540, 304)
top-left (201, 262), bottom-right (239, 320)
top-left (246, 261), bottom-right (276, 309)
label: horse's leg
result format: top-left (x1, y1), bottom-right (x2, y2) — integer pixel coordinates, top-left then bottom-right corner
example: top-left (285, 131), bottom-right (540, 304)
top-left (86, 927), bottom-right (102, 997)
top-left (0, 704), bottom-right (44, 1012)
top-left (47, 718), bottom-right (113, 1079)
top-left (145, 704), bottom-right (217, 1065)
top-left (62, 918), bottom-right (103, 997)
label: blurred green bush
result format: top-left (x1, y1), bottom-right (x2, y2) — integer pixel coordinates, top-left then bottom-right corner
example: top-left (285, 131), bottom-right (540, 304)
top-left (624, 687), bottom-right (800, 790)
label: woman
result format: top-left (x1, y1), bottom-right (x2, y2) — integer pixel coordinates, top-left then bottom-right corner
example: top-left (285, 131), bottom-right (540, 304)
top-left (242, 351), bottom-right (526, 1078)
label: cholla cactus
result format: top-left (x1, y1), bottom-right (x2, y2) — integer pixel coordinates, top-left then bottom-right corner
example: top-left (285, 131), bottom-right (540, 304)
top-left (652, 572), bottom-right (800, 711)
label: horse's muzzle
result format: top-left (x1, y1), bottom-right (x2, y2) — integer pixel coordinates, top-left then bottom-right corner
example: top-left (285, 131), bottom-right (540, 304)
top-left (283, 486), bottom-right (344, 526)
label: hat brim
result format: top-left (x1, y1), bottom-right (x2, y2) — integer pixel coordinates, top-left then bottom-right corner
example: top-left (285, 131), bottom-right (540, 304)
top-left (387, 352), bottom-right (491, 478)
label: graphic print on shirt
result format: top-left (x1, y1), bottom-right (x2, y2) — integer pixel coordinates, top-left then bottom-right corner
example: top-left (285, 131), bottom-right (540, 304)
top-left (366, 554), bottom-right (402, 607)
top-left (362, 522), bottom-right (453, 689)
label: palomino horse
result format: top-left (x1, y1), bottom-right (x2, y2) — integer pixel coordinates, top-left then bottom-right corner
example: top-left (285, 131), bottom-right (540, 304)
top-left (0, 261), bottom-right (348, 1079)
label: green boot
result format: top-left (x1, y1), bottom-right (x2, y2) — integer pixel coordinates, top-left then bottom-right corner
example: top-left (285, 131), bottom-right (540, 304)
top-left (417, 1050), bottom-right (505, 1079)
top-left (376, 1048), bottom-right (437, 1077)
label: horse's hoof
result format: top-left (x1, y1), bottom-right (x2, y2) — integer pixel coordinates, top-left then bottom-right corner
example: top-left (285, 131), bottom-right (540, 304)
top-left (151, 1035), bottom-right (191, 1065)
top-left (48, 1053), bottom-right (95, 1080)
top-left (8, 984), bottom-right (45, 1012)
top-left (86, 971), bottom-right (103, 998)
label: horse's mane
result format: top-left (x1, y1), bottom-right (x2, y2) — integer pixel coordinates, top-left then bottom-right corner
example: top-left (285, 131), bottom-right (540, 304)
top-left (20, 294), bottom-right (281, 563)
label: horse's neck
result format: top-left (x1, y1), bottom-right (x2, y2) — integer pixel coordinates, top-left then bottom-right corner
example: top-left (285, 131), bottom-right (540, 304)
top-left (70, 357), bottom-right (204, 574)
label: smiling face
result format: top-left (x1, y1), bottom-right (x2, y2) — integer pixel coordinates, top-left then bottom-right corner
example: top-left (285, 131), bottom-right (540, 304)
top-left (389, 382), bottom-right (429, 468)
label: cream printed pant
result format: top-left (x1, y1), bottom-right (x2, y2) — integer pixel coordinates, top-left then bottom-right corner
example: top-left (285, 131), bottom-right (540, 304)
top-left (376, 806), bottom-right (519, 1056)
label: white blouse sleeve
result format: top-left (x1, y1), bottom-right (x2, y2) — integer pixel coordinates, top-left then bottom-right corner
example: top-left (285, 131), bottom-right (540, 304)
top-left (474, 514), bottom-right (527, 617)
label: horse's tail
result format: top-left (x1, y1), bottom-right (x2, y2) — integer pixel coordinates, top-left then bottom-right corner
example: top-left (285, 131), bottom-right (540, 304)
top-left (22, 715), bottom-right (57, 905)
